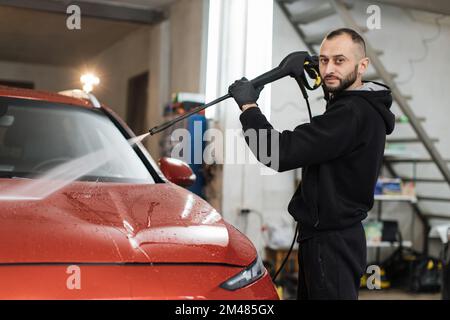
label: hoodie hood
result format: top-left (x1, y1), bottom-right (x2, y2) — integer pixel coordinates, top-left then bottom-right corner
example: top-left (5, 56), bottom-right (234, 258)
top-left (332, 81), bottom-right (395, 135)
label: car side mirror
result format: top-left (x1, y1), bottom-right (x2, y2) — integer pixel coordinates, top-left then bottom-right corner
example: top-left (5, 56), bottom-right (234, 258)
top-left (158, 157), bottom-right (196, 187)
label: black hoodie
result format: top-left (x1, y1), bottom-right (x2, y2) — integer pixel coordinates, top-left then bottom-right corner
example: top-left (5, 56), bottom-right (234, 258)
top-left (239, 81), bottom-right (395, 241)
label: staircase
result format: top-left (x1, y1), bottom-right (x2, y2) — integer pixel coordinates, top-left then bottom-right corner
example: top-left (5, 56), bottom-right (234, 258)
top-left (277, 0), bottom-right (450, 253)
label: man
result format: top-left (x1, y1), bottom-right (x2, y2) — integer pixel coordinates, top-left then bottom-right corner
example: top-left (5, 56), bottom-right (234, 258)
top-left (228, 28), bottom-right (395, 299)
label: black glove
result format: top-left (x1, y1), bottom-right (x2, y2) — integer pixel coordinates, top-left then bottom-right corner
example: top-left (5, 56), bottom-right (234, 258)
top-left (228, 77), bottom-right (264, 110)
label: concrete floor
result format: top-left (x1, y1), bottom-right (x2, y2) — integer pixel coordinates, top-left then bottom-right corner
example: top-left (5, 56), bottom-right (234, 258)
top-left (359, 289), bottom-right (441, 300)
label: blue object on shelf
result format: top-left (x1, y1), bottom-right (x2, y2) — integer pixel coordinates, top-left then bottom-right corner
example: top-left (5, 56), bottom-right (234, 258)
top-left (374, 178), bottom-right (403, 196)
top-left (383, 181), bottom-right (402, 194)
top-left (374, 180), bottom-right (383, 195)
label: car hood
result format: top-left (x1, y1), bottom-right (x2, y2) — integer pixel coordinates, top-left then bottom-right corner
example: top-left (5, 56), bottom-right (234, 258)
top-left (0, 179), bottom-right (256, 267)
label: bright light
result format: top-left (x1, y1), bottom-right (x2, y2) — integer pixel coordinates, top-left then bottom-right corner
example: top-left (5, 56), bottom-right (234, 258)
top-left (246, 0), bottom-right (273, 120)
top-left (204, 0), bottom-right (222, 120)
top-left (205, 0), bottom-right (273, 120)
top-left (80, 73), bottom-right (100, 93)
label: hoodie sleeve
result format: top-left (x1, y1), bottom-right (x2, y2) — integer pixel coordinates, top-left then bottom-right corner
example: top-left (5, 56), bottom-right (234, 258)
top-left (239, 104), bottom-right (358, 172)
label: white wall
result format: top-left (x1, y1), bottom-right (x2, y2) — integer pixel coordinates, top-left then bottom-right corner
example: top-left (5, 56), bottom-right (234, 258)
top-left (88, 26), bottom-right (151, 120)
top-left (0, 61), bottom-right (77, 92)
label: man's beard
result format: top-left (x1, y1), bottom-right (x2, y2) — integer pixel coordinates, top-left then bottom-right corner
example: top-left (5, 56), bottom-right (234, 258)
top-left (324, 65), bottom-right (358, 94)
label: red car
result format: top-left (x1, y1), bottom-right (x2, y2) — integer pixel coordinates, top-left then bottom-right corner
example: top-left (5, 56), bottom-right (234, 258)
top-left (0, 86), bottom-right (278, 300)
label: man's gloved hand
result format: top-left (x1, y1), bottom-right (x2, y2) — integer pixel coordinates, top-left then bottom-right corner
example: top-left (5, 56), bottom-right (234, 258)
top-left (228, 77), bottom-right (264, 110)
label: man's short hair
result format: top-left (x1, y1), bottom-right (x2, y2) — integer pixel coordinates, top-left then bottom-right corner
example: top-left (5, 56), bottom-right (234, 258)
top-left (325, 28), bottom-right (366, 57)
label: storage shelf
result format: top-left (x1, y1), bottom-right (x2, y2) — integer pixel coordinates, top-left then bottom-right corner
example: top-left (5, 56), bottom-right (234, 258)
top-left (384, 148), bottom-right (420, 158)
top-left (366, 240), bottom-right (413, 248)
top-left (374, 194), bottom-right (417, 203)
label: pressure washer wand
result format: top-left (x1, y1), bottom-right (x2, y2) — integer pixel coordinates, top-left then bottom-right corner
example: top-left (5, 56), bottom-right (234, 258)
top-left (149, 51), bottom-right (321, 136)
top-left (149, 94), bottom-right (231, 135)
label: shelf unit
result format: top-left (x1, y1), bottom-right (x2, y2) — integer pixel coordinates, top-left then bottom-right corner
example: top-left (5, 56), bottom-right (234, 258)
top-left (370, 146), bottom-right (419, 262)
top-left (368, 149), bottom-right (419, 262)
top-left (367, 241), bottom-right (413, 248)
top-left (374, 194), bottom-right (417, 203)
top-left (370, 194), bottom-right (417, 263)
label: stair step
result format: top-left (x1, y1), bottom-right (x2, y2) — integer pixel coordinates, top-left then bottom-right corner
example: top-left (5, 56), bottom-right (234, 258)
top-left (417, 196), bottom-right (450, 202)
top-left (422, 212), bottom-right (450, 220)
top-left (363, 72), bottom-right (398, 81)
top-left (303, 32), bottom-right (328, 45)
top-left (395, 116), bottom-right (424, 123)
top-left (277, 0), bottom-right (301, 3)
top-left (304, 25), bottom-right (368, 45)
top-left (386, 137), bottom-right (439, 144)
top-left (359, 26), bottom-right (369, 33)
top-left (398, 176), bottom-right (446, 183)
top-left (291, 2), bottom-right (336, 24)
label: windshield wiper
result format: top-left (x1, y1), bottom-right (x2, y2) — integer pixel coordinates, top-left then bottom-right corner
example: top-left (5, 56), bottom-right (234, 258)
top-left (0, 171), bottom-right (33, 179)
top-left (0, 172), bottom-right (146, 183)
top-left (77, 175), bottom-right (150, 183)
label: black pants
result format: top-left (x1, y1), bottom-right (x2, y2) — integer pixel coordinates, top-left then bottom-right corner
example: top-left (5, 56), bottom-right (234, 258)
top-left (297, 223), bottom-right (367, 300)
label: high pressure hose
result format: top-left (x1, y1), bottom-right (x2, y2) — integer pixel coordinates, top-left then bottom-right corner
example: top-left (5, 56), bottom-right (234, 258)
top-left (271, 92), bottom-right (314, 283)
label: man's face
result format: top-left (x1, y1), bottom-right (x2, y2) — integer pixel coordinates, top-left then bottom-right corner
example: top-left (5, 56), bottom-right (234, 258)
top-left (319, 34), bottom-right (368, 93)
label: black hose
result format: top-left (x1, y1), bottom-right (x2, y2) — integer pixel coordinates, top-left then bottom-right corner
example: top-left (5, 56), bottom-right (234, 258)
top-left (271, 93), bottom-right (313, 283)
top-left (272, 223), bottom-right (299, 282)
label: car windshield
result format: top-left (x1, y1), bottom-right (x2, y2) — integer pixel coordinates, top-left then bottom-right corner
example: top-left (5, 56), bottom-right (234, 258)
top-left (0, 97), bottom-right (154, 183)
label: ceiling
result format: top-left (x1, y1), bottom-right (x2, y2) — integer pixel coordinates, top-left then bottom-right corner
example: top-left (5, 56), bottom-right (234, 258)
top-left (0, 7), bottom-right (142, 66)
top-left (0, 0), bottom-right (175, 66)
top-left (79, 0), bottom-right (176, 10)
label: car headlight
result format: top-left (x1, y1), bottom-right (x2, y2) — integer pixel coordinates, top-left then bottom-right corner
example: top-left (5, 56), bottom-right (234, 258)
top-left (220, 255), bottom-right (266, 291)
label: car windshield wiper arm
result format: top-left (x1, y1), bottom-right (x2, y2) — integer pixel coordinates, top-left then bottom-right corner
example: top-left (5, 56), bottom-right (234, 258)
top-left (0, 171), bottom-right (33, 179)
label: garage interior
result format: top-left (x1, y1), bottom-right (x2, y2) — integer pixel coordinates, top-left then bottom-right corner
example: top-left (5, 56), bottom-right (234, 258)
top-left (0, 0), bottom-right (449, 300)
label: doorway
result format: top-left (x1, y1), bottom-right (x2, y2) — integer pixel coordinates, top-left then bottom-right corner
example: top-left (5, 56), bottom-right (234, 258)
top-left (126, 72), bottom-right (149, 134)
